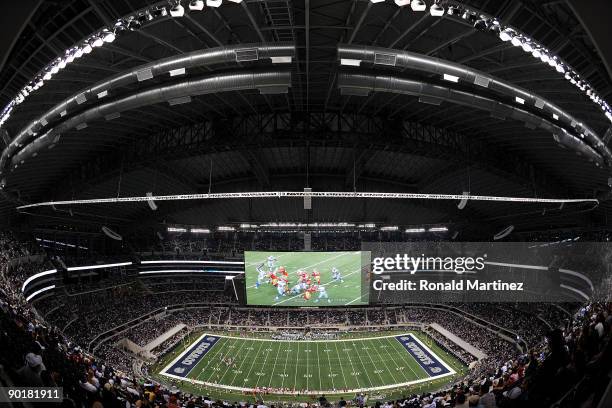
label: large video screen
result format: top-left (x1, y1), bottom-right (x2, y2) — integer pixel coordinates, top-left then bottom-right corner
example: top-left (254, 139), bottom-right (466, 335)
top-left (244, 251), bottom-right (369, 307)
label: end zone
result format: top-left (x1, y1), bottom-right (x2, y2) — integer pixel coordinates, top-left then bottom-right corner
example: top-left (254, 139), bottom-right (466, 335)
top-left (160, 333), bottom-right (220, 378)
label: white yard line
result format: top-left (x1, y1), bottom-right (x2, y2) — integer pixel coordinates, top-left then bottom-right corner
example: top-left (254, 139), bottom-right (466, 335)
top-left (305, 342), bottom-right (310, 391)
top-left (280, 342), bottom-right (292, 389)
top-left (376, 340), bottom-right (402, 382)
top-left (267, 341), bottom-right (283, 388)
top-left (243, 340), bottom-right (266, 388)
top-left (215, 339), bottom-right (241, 384)
top-left (255, 341), bottom-right (274, 388)
top-left (293, 342), bottom-right (300, 391)
top-left (324, 343), bottom-right (336, 391)
top-left (351, 340), bottom-right (376, 388)
top-left (360, 339), bottom-right (387, 385)
top-left (229, 339), bottom-right (256, 386)
top-left (316, 342), bottom-right (322, 391)
top-left (333, 341), bottom-right (349, 388)
top-left (371, 337), bottom-right (402, 385)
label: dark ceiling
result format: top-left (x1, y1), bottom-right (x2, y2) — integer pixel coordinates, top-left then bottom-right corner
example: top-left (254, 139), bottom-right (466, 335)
top-left (0, 0), bottom-right (611, 239)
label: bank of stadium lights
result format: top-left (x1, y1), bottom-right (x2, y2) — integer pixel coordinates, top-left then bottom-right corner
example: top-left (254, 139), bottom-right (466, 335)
top-left (443, 73), bottom-right (459, 83)
top-left (191, 228), bottom-right (211, 234)
top-left (0, 1), bottom-right (242, 131)
top-left (189, 0), bottom-right (204, 11)
top-left (405, 228), bottom-right (425, 233)
top-left (218, 226), bottom-right (236, 231)
top-left (381, 226), bottom-right (399, 231)
top-left (167, 227), bottom-right (187, 233)
top-left (429, 1), bottom-right (444, 16)
top-left (361, 1), bottom-right (612, 125)
top-left (429, 226), bottom-right (448, 232)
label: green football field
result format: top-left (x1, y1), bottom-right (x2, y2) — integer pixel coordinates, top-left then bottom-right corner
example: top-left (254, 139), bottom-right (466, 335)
top-left (244, 251), bottom-right (367, 306)
top-left (160, 332), bottom-right (458, 395)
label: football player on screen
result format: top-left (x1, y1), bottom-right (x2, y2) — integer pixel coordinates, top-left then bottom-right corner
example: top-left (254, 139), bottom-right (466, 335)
top-left (312, 269), bottom-right (321, 284)
top-left (267, 255), bottom-right (277, 271)
top-left (255, 263), bottom-right (267, 288)
top-left (274, 279), bottom-right (287, 301)
top-left (313, 285), bottom-right (330, 303)
top-left (331, 266), bottom-right (344, 283)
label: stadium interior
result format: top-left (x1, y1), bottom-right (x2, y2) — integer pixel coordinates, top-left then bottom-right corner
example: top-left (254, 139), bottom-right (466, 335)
top-left (0, 1), bottom-right (611, 408)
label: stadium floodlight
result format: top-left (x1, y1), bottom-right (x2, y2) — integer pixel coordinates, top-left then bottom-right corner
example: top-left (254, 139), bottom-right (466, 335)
top-left (394, 0), bottom-right (411, 6)
top-left (515, 96), bottom-right (525, 104)
top-left (473, 17), bottom-right (489, 31)
top-left (411, 0), bottom-right (426, 12)
top-left (206, 0), bottom-right (222, 7)
top-left (169, 3), bottom-right (185, 17)
top-left (531, 48), bottom-right (541, 59)
top-left (82, 42), bottom-right (93, 54)
top-left (510, 36), bottom-right (522, 47)
top-left (340, 58), bottom-right (361, 66)
top-left (552, 113), bottom-right (559, 120)
top-left (405, 228), bottom-right (425, 233)
top-left (218, 226), bottom-right (235, 231)
top-left (91, 36), bottom-right (104, 48)
top-left (191, 228), bottom-right (211, 233)
top-left (521, 41), bottom-right (533, 53)
top-left (430, 1), bottom-right (445, 16)
top-left (226, 0), bottom-right (243, 3)
top-left (446, 5), bottom-right (462, 15)
top-left (370, 0), bottom-right (386, 3)
top-left (381, 226), bottom-right (399, 231)
top-left (499, 28), bottom-right (514, 42)
top-left (443, 73), bottom-right (459, 83)
top-left (189, 0), bottom-right (204, 10)
top-left (167, 227), bottom-right (187, 232)
top-left (271, 56), bottom-right (292, 63)
top-left (151, 6), bottom-right (168, 17)
top-left (429, 226), bottom-right (448, 232)
top-left (358, 223), bottom-right (376, 228)
top-left (555, 64), bottom-right (565, 74)
top-left (101, 29), bottom-right (116, 43)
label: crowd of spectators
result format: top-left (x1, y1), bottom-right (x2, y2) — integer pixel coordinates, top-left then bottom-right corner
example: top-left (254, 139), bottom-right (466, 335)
top-left (1, 231), bottom-right (611, 407)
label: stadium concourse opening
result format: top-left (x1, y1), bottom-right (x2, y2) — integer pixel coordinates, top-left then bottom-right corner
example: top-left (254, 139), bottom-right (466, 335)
top-left (0, 1), bottom-right (612, 408)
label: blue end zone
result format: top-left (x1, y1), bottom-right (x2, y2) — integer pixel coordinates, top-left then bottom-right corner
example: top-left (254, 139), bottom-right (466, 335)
top-left (395, 334), bottom-right (450, 376)
top-left (164, 335), bottom-right (220, 378)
